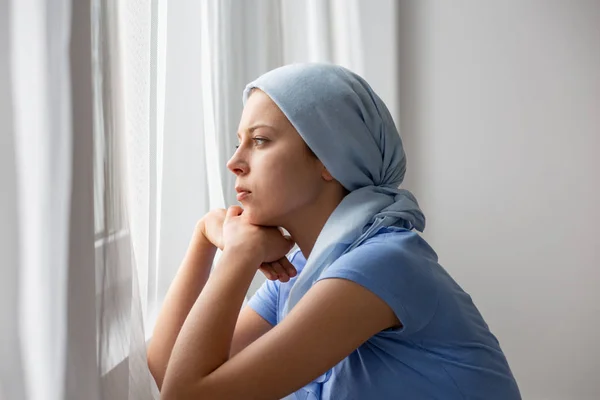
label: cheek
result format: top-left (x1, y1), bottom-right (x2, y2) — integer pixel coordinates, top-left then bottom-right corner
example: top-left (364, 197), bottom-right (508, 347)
top-left (267, 161), bottom-right (316, 198)
top-left (248, 157), bottom-right (319, 222)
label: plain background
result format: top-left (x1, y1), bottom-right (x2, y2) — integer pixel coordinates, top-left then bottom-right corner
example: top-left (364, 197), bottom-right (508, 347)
top-left (364, 1), bottom-right (599, 399)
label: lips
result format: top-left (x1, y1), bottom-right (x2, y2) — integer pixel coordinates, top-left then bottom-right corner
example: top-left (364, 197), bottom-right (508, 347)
top-left (235, 186), bottom-right (251, 201)
top-left (236, 190), bottom-right (251, 201)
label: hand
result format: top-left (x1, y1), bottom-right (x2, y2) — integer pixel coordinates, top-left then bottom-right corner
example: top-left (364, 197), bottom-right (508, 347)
top-left (199, 207), bottom-right (298, 282)
top-left (199, 208), bottom-right (227, 251)
top-left (222, 206), bottom-right (295, 264)
top-left (259, 258), bottom-right (298, 283)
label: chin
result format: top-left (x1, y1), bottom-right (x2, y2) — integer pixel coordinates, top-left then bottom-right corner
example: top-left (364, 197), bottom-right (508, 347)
top-left (242, 206), bottom-right (281, 227)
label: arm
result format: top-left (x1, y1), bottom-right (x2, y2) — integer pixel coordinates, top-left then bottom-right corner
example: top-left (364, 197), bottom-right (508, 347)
top-left (160, 247), bottom-right (400, 399)
top-left (147, 221), bottom-right (216, 389)
top-left (230, 306), bottom-right (273, 358)
top-left (147, 216), bottom-right (280, 388)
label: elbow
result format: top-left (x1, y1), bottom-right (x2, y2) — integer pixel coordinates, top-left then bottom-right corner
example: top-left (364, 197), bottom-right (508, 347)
top-left (146, 348), bottom-right (164, 391)
top-left (158, 385), bottom-right (176, 400)
top-left (160, 381), bottom-right (204, 400)
top-left (159, 386), bottom-right (180, 400)
top-left (161, 373), bottom-right (215, 400)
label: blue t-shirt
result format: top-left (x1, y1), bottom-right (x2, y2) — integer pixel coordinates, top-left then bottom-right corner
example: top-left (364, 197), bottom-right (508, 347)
top-left (248, 227), bottom-right (521, 399)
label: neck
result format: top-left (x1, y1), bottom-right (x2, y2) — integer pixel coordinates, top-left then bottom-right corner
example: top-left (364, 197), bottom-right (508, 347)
top-left (282, 191), bottom-right (346, 260)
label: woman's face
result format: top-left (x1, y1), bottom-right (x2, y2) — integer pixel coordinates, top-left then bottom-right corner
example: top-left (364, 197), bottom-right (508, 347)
top-left (227, 89), bottom-right (326, 226)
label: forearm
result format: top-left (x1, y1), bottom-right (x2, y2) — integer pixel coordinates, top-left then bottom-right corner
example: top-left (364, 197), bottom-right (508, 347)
top-left (147, 222), bottom-right (217, 389)
top-left (161, 248), bottom-right (260, 398)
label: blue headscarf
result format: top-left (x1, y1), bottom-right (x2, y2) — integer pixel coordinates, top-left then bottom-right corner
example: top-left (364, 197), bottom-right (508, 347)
top-left (242, 63), bottom-right (426, 317)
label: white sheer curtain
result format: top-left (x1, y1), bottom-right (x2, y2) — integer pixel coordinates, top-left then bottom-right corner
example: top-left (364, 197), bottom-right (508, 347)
top-left (1, 0), bottom-right (98, 399)
top-left (156, 0), bottom-right (286, 308)
top-left (0, 1), bottom-right (27, 397)
top-left (281, 0), bottom-right (365, 73)
top-left (92, 0), bottom-right (159, 398)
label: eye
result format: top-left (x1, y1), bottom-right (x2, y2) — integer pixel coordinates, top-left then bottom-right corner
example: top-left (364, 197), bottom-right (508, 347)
top-left (252, 137), bottom-right (268, 146)
top-left (234, 137), bottom-right (268, 150)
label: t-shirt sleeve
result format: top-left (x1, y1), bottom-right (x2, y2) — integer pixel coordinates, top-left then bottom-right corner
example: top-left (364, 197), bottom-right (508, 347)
top-left (247, 278), bottom-right (280, 326)
top-left (246, 249), bottom-right (303, 325)
top-left (316, 230), bottom-right (439, 337)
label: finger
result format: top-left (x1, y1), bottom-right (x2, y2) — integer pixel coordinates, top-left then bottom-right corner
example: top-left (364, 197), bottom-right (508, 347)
top-left (259, 264), bottom-right (277, 281)
top-left (270, 260), bottom-right (290, 282)
top-left (267, 265), bottom-right (280, 281)
top-left (277, 257), bottom-right (297, 277)
top-left (225, 205), bottom-right (243, 220)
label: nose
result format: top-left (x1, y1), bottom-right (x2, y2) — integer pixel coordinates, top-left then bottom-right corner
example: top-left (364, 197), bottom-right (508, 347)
top-left (226, 148), bottom-right (248, 176)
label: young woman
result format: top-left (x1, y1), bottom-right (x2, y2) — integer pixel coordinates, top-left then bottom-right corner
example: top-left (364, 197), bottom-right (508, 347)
top-left (147, 63), bottom-right (521, 399)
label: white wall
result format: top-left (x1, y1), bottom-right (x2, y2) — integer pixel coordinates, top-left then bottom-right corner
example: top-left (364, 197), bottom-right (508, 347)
top-left (395, 1), bottom-right (600, 399)
top-left (358, 0), bottom-right (399, 125)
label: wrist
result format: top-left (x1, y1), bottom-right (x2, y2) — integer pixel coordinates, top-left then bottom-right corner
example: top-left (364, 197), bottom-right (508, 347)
top-left (193, 219), bottom-right (214, 249)
top-left (194, 218), bottom-right (206, 238)
top-left (223, 244), bottom-right (263, 265)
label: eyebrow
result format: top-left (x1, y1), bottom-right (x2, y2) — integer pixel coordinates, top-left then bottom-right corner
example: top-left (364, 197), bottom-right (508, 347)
top-left (237, 124), bottom-right (277, 139)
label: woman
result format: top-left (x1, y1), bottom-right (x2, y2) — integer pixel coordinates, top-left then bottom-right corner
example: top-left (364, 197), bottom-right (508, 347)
top-left (148, 63), bottom-right (521, 399)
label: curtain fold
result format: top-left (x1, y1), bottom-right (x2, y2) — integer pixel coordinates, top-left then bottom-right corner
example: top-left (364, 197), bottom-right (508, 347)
top-left (10, 0), bottom-right (73, 399)
top-left (281, 0), bottom-right (365, 73)
top-left (92, 0), bottom-right (159, 398)
top-left (154, 0), bottom-right (211, 322)
top-left (66, 0), bottom-right (99, 397)
top-left (0, 1), bottom-right (27, 398)
top-left (1, 0), bottom-right (80, 399)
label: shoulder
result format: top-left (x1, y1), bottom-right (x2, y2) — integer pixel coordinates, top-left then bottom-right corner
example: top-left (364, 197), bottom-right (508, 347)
top-left (330, 227), bottom-right (439, 274)
top-left (317, 227), bottom-right (441, 335)
top-left (365, 226), bottom-right (438, 255)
